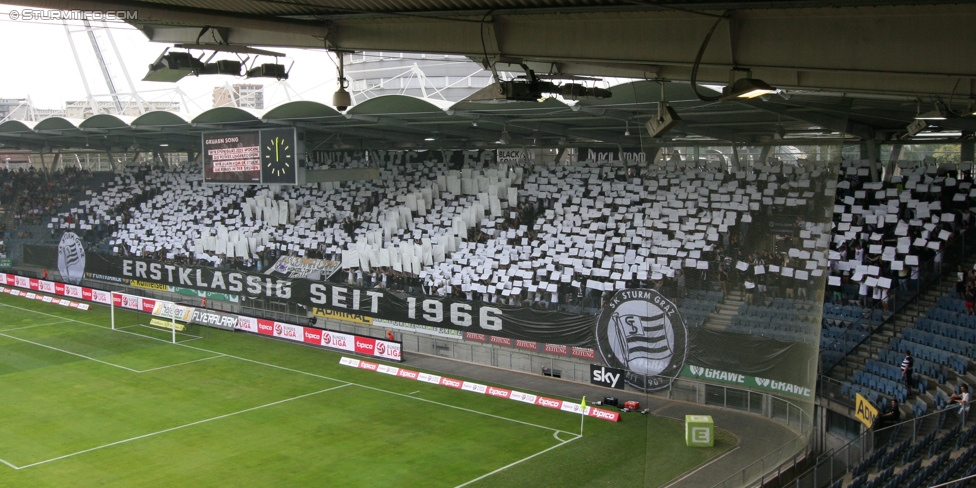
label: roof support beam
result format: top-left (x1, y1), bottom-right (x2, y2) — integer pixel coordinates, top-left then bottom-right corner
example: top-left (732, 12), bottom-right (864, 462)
top-left (739, 99), bottom-right (876, 141)
top-left (88, 2), bottom-right (975, 100)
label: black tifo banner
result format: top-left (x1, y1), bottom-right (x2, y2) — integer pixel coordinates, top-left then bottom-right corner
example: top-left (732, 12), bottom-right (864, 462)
top-left (25, 244), bottom-right (815, 394)
top-left (25, 245), bottom-right (593, 345)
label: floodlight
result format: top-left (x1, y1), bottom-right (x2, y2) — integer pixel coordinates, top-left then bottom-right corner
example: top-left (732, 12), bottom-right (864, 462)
top-left (722, 78), bottom-right (776, 100)
top-left (198, 60), bottom-right (242, 76)
top-left (246, 63), bottom-right (288, 80)
top-left (916, 104), bottom-right (949, 120)
top-left (143, 50), bottom-right (203, 82)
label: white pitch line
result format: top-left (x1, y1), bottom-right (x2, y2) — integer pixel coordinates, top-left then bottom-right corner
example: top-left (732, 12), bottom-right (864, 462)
top-left (0, 332), bottom-right (141, 373)
top-left (0, 301), bottom-right (573, 443)
top-left (13, 383), bottom-right (352, 470)
top-left (553, 430), bottom-right (581, 442)
top-left (0, 457), bottom-right (17, 470)
top-left (454, 433), bottom-right (581, 488)
top-left (409, 390), bottom-right (421, 395)
top-left (0, 320), bottom-right (72, 332)
top-left (353, 383), bottom-right (569, 434)
top-left (135, 354), bottom-right (225, 373)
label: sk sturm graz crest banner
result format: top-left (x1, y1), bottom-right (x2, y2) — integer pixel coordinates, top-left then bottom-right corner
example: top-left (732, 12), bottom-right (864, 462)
top-left (57, 232), bottom-right (86, 285)
top-left (596, 289), bottom-right (688, 392)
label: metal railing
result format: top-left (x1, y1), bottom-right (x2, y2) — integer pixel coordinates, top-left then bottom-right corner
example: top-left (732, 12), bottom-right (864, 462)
top-left (782, 399), bottom-right (975, 488)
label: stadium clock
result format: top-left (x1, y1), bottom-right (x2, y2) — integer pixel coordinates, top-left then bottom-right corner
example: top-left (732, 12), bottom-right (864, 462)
top-left (265, 135), bottom-right (291, 176)
top-left (259, 128), bottom-right (298, 184)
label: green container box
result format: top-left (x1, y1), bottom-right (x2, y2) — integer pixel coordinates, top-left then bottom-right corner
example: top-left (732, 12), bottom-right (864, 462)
top-left (685, 415), bottom-right (714, 447)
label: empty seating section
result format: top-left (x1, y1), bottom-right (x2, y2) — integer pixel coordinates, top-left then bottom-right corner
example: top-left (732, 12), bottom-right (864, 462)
top-left (820, 304), bottom-right (876, 370)
top-left (728, 299), bottom-right (819, 343)
top-left (927, 425), bottom-right (960, 457)
top-left (851, 447), bottom-right (887, 478)
top-left (679, 289), bottom-right (722, 327)
top-left (856, 360), bottom-right (911, 403)
top-left (890, 337), bottom-right (968, 375)
top-left (844, 291), bottom-right (975, 409)
top-left (876, 437), bottom-right (911, 470)
top-left (900, 432), bottom-right (934, 465)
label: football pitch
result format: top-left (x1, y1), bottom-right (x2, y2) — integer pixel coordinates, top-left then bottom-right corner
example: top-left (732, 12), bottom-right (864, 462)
top-left (0, 291), bottom-right (734, 487)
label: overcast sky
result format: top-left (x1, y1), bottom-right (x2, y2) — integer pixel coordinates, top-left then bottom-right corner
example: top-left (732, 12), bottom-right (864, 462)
top-left (0, 5), bottom-right (340, 112)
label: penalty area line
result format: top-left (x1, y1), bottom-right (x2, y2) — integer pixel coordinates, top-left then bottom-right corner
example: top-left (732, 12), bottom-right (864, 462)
top-left (0, 456), bottom-right (18, 470)
top-left (135, 354), bottom-right (226, 373)
top-left (454, 433), bottom-right (581, 488)
top-left (0, 331), bottom-right (141, 373)
top-left (0, 320), bottom-right (73, 332)
top-left (0, 300), bottom-right (575, 441)
top-left (13, 383), bottom-right (352, 470)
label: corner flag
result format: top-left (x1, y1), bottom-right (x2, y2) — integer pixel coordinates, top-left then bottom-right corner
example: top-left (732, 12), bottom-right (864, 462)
top-left (579, 396), bottom-right (586, 436)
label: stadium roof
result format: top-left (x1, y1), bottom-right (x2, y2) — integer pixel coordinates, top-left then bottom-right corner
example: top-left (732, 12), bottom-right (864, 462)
top-left (0, 80), bottom-right (965, 154)
top-left (10, 0), bottom-right (976, 101)
top-left (0, 1), bottom-right (973, 151)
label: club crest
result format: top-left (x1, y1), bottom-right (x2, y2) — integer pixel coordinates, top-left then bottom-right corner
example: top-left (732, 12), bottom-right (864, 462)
top-left (596, 289), bottom-right (688, 392)
top-left (57, 232), bottom-right (86, 285)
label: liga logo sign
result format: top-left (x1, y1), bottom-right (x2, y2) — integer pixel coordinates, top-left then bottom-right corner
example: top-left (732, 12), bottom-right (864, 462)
top-left (596, 289), bottom-right (687, 392)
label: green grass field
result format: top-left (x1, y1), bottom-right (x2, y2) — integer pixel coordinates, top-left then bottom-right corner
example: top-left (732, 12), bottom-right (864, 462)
top-left (0, 291), bottom-right (734, 487)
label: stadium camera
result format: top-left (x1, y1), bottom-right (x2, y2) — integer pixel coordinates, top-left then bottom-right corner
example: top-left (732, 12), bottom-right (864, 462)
top-left (333, 86), bottom-right (352, 112)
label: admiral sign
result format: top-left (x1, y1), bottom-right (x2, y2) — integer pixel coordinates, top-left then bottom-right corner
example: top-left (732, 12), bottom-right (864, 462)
top-left (596, 289), bottom-right (688, 392)
top-left (855, 393), bottom-right (878, 428)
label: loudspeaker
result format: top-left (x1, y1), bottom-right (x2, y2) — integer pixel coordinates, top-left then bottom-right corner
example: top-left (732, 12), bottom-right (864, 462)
top-left (645, 103), bottom-right (680, 138)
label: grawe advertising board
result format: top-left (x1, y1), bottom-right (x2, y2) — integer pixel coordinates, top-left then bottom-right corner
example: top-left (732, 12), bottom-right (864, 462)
top-left (340, 357), bottom-right (620, 422)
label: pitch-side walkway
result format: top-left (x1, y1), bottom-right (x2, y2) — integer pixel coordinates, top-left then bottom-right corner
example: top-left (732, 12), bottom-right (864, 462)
top-left (406, 352), bottom-right (800, 488)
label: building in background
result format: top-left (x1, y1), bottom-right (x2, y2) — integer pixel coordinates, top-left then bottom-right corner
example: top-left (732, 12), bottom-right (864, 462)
top-left (63, 100), bottom-right (181, 119)
top-left (212, 84), bottom-right (265, 109)
top-left (0, 98), bottom-right (29, 121)
top-left (344, 52), bottom-right (492, 103)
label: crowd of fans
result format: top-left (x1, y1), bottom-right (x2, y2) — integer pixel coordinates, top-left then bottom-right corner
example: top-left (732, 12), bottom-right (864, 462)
top-left (824, 160), bottom-right (976, 313)
top-left (0, 167), bottom-right (96, 228)
top-left (19, 153), bottom-right (837, 318)
top-left (3, 153), bottom-right (974, 330)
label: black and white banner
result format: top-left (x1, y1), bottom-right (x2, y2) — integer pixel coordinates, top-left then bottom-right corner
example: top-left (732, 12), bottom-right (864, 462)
top-left (24, 247), bottom-right (596, 346)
